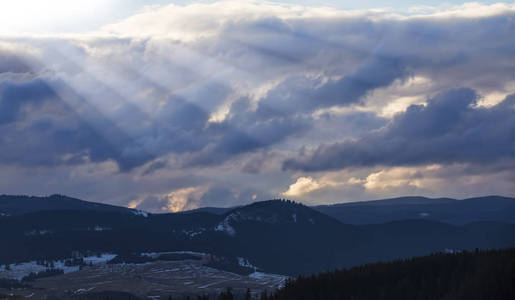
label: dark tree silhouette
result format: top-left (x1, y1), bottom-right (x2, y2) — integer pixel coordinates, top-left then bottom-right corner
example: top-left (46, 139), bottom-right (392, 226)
top-left (267, 248), bottom-right (515, 300)
top-left (218, 287), bottom-right (234, 300)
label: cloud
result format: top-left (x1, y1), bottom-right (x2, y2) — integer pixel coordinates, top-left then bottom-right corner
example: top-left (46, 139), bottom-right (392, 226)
top-left (0, 77), bottom-right (160, 170)
top-left (282, 174), bottom-right (364, 198)
top-left (363, 166), bottom-right (436, 190)
top-left (4, 3), bottom-right (515, 172)
top-left (1, 1), bottom-right (515, 207)
top-left (0, 78), bottom-right (57, 124)
top-left (199, 185), bottom-right (268, 208)
top-left (360, 162), bottom-right (515, 198)
top-left (284, 89), bottom-right (515, 171)
top-left (282, 177), bottom-right (323, 197)
top-left (163, 186), bottom-right (210, 212)
top-left (251, 55), bottom-right (407, 117)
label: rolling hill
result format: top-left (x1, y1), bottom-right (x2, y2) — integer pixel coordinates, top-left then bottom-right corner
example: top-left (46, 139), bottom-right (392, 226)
top-left (313, 195), bottom-right (515, 225)
top-left (1, 196), bottom-right (515, 275)
top-left (269, 248), bottom-right (515, 300)
top-left (0, 194), bottom-right (143, 216)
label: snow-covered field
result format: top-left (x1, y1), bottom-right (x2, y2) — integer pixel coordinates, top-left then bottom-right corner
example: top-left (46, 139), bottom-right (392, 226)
top-left (0, 253), bottom-right (116, 280)
top-left (249, 272), bottom-right (288, 287)
top-left (141, 250), bottom-right (207, 258)
top-left (0, 257), bottom-right (287, 299)
top-left (0, 252), bottom-right (287, 299)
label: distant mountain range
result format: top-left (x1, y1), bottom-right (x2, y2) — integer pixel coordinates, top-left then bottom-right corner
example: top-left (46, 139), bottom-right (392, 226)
top-left (182, 195), bottom-right (515, 225)
top-left (313, 196), bottom-right (515, 225)
top-left (1, 194), bottom-right (515, 276)
top-left (0, 194), bottom-right (143, 216)
top-left (3, 194), bottom-right (514, 225)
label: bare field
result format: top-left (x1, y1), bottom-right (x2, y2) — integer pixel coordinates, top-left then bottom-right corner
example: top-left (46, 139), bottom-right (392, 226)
top-left (0, 259), bottom-right (286, 300)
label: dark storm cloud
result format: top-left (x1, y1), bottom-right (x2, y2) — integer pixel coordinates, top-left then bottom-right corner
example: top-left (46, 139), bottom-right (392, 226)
top-left (249, 55), bottom-right (406, 118)
top-left (0, 52), bottom-right (32, 74)
top-left (0, 79), bottom-right (56, 124)
top-left (1, 2), bottom-right (515, 209)
top-left (1, 2), bottom-right (515, 207)
top-left (0, 73), bottom-right (307, 171)
top-left (184, 113), bottom-right (310, 167)
top-left (309, 55), bottom-right (406, 107)
top-left (284, 88), bottom-right (515, 171)
top-left (3, 8), bottom-right (515, 174)
top-left (0, 77), bottom-right (155, 169)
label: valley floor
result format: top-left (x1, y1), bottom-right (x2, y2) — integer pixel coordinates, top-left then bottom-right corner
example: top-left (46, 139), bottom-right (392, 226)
top-left (0, 256), bottom-right (286, 300)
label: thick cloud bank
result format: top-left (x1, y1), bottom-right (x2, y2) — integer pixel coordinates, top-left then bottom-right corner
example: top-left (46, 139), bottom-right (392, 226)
top-left (0, 1), bottom-right (514, 209)
top-left (284, 89), bottom-right (515, 171)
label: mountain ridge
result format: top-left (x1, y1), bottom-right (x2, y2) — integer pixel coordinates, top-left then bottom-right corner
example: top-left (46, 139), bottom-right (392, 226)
top-left (1, 196), bottom-right (514, 275)
top-left (0, 194), bottom-right (145, 217)
top-left (313, 195), bottom-right (515, 225)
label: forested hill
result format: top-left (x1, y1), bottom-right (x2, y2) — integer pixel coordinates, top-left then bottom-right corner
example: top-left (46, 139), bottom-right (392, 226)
top-left (312, 195), bottom-right (515, 225)
top-left (0, 194), bottom-right (140, 216)
top-left (267, 248), bottom-right (515, 300)
top-left (1, 198), bottom-right (515, 275)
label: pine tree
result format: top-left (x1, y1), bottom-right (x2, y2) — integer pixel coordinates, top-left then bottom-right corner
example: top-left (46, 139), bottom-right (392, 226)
top-left (218, 287), bottom-right (234, 300)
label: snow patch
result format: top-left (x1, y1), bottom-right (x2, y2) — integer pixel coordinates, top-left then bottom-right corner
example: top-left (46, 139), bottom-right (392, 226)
top-left (215, 215), bottom-right (236, 236)
top-left (25, 229), bottom-right (52, 236)
top-left (0, 261), bottom-right (77, 280)
top-left (83, 253), bottom-right (117, 264)
top-left (74, 287), bottom-right (95, 294)
top-left (93, 225), bottom-right (111, 232)
top-left (0, 253), bottom-right (116, 280)
top-left (237, 257), bottom-right (257, 271)
top-left (141, 251), bottom-right (207, 258)
top-left (181, 228), bottom-right (206, 238)
top-left (444, 248), bottom-right (462, 254)
top-left (132, 209), bottom-right (148, 217)
top-left (249, 272), bottom-right (288, 288)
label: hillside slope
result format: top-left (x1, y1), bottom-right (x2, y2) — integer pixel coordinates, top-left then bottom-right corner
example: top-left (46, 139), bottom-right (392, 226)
top-left (1, 199), bottom-right (515, 276)
top-left (0, 194), bottom-right (143, 216)
top-left (270, 248), bottom-right (515, 300)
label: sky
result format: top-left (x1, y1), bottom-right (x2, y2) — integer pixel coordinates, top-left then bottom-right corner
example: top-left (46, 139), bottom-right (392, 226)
top-left (0, 0), bottom-right (514, 212)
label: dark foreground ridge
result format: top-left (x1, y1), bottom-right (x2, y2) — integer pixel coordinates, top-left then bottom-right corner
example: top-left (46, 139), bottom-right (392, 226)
top-left (267, 248), bottom-right (515, 300)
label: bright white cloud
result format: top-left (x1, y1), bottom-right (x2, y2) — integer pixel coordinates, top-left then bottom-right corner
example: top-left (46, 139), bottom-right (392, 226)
top-left (0, 0), bottom-right (109, 35)
top-left (282, 172), bottom-right (366, 198)
top-left (363, 166), bottom-right (439, 190)
top-left (99, 1), bottom-right (515, 41)
top-left (164, 185), bottom-right (210, 212)
top-left (282, 177), bottom-right (322, 197)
